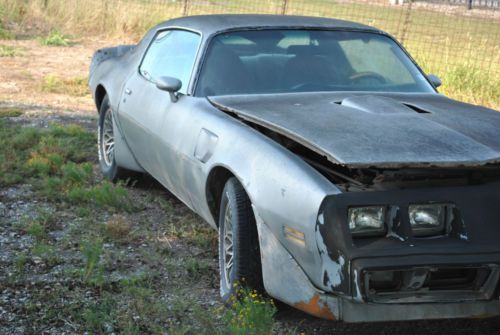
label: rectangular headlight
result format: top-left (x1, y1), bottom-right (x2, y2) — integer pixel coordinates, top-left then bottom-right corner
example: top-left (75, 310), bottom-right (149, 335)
top-left (348, 206), bottom-right (386, 237)
top-left (409, 204), bottom-right (446, 237)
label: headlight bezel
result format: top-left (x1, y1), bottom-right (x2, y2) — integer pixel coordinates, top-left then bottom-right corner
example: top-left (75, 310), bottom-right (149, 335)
top-left (409, 203), bottom-right (450, 237)
top-left (347, 203), bottom-right (454, 239)
top-left (348, 205), bottom-right (387, 238)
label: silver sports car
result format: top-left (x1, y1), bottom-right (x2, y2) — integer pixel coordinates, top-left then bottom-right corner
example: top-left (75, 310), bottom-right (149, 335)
top-left (89, 14), bottom-right (500, 322)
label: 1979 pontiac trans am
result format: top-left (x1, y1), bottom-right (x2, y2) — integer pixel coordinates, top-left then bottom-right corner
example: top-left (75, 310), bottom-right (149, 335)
top-left (89, 14), bottom-right (500, 322)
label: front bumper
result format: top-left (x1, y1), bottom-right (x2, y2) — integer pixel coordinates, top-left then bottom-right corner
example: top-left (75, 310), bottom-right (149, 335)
top-left (257, 217), bottom-right (500, 322)
top-left (340, 299), bottom-right (500, 322)
top-left (352, 255), bottom-right (500, 304)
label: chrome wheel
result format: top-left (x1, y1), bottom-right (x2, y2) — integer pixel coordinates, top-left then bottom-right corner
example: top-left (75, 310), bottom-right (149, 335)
top-left (101, 109), bottom-right (115, 167)
top-left (222, 204), bottom-right (234, 286)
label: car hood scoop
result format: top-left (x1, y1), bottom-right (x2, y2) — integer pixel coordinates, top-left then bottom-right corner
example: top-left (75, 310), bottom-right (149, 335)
top-left (208, 92), bottom-right (500, 168)
top-left (340, 95), bottom-right (430, 115)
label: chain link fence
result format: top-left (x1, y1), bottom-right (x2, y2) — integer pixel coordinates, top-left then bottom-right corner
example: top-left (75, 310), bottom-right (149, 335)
top-left (1, 0), bottom-right (498, 106)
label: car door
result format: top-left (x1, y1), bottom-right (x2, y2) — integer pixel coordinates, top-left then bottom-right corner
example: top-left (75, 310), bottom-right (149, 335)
top-left (117, 29), bottom-right (201, 202)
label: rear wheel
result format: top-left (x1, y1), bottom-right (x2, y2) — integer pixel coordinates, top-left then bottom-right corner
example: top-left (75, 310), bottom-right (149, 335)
top-left (98, 95), bottom-right (130, 181)
top-left (218, 177), bottom-right (262, 302)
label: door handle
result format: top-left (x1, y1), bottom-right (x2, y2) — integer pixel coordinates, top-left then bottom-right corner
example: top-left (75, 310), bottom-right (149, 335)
top-left (124, 88), bottom-right (132, 95)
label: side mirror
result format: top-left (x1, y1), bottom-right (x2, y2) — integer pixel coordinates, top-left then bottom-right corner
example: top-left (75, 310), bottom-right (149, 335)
top-left (156, 76), bottom-right (182, 102)
top-left (427, 74), bottom-right (442, 88)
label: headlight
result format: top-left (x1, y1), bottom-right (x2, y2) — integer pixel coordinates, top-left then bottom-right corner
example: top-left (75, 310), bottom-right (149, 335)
top-left (348, 206), bottom-right (386, 237)
top-left (409, 204), bottom-right (446, 237)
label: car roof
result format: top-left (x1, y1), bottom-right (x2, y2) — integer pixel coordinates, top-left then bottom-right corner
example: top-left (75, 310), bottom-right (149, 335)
top-left (158, 14), bottom-right (381, 35)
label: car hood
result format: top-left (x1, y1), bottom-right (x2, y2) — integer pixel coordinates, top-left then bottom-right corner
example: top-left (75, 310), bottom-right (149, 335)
top-left (208, 92), bottom-right (500, 168)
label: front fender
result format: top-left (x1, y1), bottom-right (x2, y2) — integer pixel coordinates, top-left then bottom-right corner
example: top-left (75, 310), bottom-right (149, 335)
top-left (193, 100), bottom-right (341, 289)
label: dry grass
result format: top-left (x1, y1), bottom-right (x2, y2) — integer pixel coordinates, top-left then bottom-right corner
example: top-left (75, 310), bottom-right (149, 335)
top-left (0, 0), bottom-right (183, 39)
top-left (0, 44), bottom-right (23, 56)
top-left (0, 106), bottom-right (23, 117)
top-left (105, 214), bottom-right (132, 240)
top-left (0, 0), bottom-right (498, 108)
top-left (40, 75), bottom-right (89, 96)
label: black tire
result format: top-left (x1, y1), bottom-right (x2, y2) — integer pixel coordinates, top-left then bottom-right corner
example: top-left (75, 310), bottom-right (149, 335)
top-left (218, 177), bottom-right (263, 302)
top-left (97, 95), bottom-right (130, 182)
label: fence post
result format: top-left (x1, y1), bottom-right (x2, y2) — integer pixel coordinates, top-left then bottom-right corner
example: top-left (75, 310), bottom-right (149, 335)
top-left (399, 0), bottom-right (413, 45)
top-left (281, 0), bottom-right (289, 15)
top-left (183, 0), bottom-right (189, 16)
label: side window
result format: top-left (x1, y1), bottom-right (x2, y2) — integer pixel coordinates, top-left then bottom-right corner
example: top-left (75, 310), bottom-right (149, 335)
top-left (140, 30), bottom-right (200, 94)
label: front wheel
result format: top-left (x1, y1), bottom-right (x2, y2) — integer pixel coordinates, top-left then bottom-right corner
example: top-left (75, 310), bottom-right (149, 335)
top-left (218, 177), bottom-right (263, 302)
top-left (97, 95), bottom-right (129, 181)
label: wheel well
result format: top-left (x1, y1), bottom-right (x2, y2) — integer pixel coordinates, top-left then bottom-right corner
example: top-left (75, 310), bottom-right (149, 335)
top-left (95, 85), bottom-right (107, 112)
top-left (206, 166), bottom-right (235, 227)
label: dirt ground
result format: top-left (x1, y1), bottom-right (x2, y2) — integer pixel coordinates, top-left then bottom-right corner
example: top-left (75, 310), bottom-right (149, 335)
top-left (0, 37), bottom-right (129, 111)
top-left (1, 37), bottom-right (500, 334)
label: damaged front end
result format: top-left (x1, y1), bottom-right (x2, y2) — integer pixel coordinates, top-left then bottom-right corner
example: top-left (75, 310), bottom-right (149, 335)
top-left (309, 168), bottom-right (500, 321)
top-left (257, 159), bottom-right (500, 321)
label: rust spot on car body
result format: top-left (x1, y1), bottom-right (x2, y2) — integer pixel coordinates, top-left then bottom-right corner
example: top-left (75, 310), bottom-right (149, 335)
top-left (294, 294), bottom-right (336, 320)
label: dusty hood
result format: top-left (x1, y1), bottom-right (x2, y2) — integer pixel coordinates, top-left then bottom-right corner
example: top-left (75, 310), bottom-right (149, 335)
top-left (209, 92), bottom-right (500, 168)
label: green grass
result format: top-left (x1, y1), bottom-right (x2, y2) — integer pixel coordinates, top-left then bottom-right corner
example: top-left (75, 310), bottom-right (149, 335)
top-left (0, 23), bottom-right (14, 39)
top-left (31, 242), bottom-right (62, 266)
top-left (40, 75), bottom-right (89, 96)
top-left (0, 117), bottom-right (240, 334)
top-left (39, 31), bottom-right (70, 46)
top-left (0, 44), bottom-right (23, 56)
top-left (82, 296), bottom-right (115, 334)
top-left (0, 121), bottom-right (135, 211)
top-left (185, 257), bottom-right (213, 279)
top-left (0, 106), bottom-right (23, 117)
top-left (14, 252), bottom-right (28, 272)
top-left (222, 287), bottom-right (277, 335)
top-left (81, 239), bottom-right (105, 285)
top-left (26, 221), bottom-right (47, 242)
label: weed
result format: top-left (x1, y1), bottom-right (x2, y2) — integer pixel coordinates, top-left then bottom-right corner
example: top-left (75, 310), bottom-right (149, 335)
top-left (24, 207), bottom-right (57, 241)
top-left (0, 121), bottom-right (134, 210)
top-left (0, 23), bottom-right (14, 39)
top-left (14, 252), bottom-right (28, 272)
top-left (32, 243), bottom-right (61, 266)
top-left (67, 182), bottom-right (134, 211)
top-left (75, 206), bottom-right (91, 217)
top-left (0, 121), bottom-right (95, 185)
top-left (0, 44), bottom-right (23, 57)
top-left (166, 214), bottom-right (217, 250)
top-left (62, 162), bottom-right (93, 185)
top-left (40, 74), bottom-right (89, 96)
top-left (26, 222), bottom-right (46, 242)
top-left (185, 257), bottom-right (212, 279)
top-left (35, 207), bottom-right (58, 230)
top-left (105, 214), bottom-right (131, 240)
top-left (0, 107), bottom-right (23, 117)
top-left (83, 296), bottom-right (115, 334)
top-left (120, 271), bottom-right (157, 289)
top-left (116, 285), bottom-right (170, 334)
top-left (27, 152), bottom-right (63, 176)
top-left (81, 239), bottom-right (104, 285)
top-left (12, 126), bottom-right (41, 150)
top-left (191, 229), bottom-right (215, 249)
top-left (222, 287), bottom-right (277, 335)
top-left (39, 31), bottom-right (70, 46)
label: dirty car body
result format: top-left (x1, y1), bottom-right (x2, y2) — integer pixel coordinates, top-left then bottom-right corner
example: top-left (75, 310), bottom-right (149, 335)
top-left (89, 15), bottom-right (500, 322)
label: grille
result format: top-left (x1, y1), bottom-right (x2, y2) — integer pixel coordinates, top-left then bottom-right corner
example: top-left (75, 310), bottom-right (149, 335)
top-left (363, 265), bottom-right (500, 303)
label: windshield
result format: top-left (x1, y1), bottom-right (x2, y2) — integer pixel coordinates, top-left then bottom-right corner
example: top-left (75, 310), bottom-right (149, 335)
top-left (196, 30), bottom-right (435, 96)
